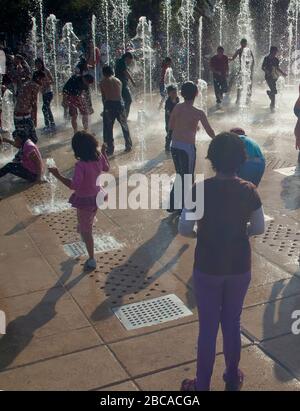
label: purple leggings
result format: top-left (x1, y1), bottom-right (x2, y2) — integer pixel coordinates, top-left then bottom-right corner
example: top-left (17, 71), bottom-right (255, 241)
top-left (193, 269), bottom-right (251, 391)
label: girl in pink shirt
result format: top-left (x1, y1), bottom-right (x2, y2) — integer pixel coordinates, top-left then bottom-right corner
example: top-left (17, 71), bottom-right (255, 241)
top-left (49, 131), bottom-right (110, 271)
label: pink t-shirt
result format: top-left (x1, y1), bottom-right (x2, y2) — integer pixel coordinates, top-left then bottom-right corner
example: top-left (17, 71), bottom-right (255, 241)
top-left (22, 140), bottom-right (42, 175)
top-left (70, 156), bottom-right (110, 198)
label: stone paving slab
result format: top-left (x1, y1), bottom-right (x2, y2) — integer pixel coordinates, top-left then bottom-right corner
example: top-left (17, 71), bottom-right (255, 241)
top-left (242, 293), bottom-right (300, 342)
top-left (109, 323), bottom-right (251, 378)
top-left (260, 334), bottom-right (300, 380)
top-left (0, 326), bottom-right (102, 371)
top-left (135, 345), bottom-right (300, 391)
top-left (0, 346), bottom-right (128, 391)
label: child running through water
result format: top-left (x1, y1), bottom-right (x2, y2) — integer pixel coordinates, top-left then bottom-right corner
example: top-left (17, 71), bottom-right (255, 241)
top-left (168, 81), bottom-right (215, 213)
top-left (179, 132), bottom-right (265, 391)
top-left (49, 131), bottom-right (110, 271)
top-left (164, 85), bottom-right (179, 152)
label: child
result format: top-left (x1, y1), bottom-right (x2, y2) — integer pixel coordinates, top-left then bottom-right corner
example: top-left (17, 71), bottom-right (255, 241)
top-left (179, 132), bottom-right (265, 391)
top-left (49, 131), bottom-right (110, 272)
top-left (164, 85), bottom-right (179, 152)
top-left (62, 74), bottom-right (94, 133)
top-left (168, 81), bottom-right (215, 213)
top-left (100, 65), bottom-right (132, 155)
top-left (0, 130), bottom-right (43, 183)
top-left (14, 71), bottom-right (44, 144)
top-left (159, 57), bottom-right (172, 110)
top-left (35, 58), bottom-right (56, 134)
top-left (230, 128), bottom-right (265, 186)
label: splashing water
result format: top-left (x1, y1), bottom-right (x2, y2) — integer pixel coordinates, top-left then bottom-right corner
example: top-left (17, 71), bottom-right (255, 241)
top-left (197, 79), bottom-right (208, 115)
top-left (30, 16), bottom-right (38, 61)
top-left (1, 88), bottom-right (14, 134)
top-left (214, 0), bottom-right (225, 46)
top-left (61, 23), bottom-right (80, 79)
top-left (163, 0), bottom-right (172, 56)
top-left (269, 0), bottom-right (274, 50)
top-left (91, 15), bottom-right (98, 94)
top-left (199, 16), bottom-right (203, 80)
top-left (177, 0), bottom-right (196, 80)
top-left (238, 47), bottom-right (253, 109)
top-left (288, 0), bottom-right (300, 83)
top-left (45, 15), bottom-right (59, 107)
top-left (237, 0), bottom-right (255, 51)
top-left (111, 0), bottom-right (131, 53)
top-left (38, 0), bottom-right (46, 63)
top-left (164, 67), bottom-right (177, 88)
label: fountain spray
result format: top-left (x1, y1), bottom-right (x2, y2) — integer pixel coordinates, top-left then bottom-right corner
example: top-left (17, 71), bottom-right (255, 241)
top-left (46, 15), bottom-right (59, 107)
top-left (38, 0), bottom-right (46, 63)
top-left (163, 0), bottom-right (172, 56)
top-left (92, 15), bottom-right (98, 94)
top-left (178, 0), bottom-right (195, 81)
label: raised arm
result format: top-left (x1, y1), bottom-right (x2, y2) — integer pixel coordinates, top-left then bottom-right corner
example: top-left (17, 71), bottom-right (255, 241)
top-left (198, 110), bottom-right (215, 139)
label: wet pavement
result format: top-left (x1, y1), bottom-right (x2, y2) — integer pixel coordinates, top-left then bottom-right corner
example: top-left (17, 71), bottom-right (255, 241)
top-left (0, 85), bottom-right (300, 391)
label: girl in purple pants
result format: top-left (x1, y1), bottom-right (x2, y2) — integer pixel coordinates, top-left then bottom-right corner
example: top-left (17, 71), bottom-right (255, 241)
top-left (179, 132), bottom-right (265, 391)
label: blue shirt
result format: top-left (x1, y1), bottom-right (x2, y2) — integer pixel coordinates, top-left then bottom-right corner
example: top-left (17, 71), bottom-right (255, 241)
top-left (239, 135), bottom-right (264, 160)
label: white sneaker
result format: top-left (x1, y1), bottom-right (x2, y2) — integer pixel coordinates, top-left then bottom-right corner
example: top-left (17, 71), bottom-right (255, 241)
top-left (83, 258), bottom-right (97, 272)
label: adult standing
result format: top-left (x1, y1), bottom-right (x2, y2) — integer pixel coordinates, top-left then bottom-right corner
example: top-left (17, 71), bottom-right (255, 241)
top-left (115, 52), bottom-right (135, 118)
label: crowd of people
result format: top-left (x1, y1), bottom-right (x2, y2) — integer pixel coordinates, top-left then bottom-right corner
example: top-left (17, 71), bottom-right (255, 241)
top-left (0, 36), bottom-right (299, 392)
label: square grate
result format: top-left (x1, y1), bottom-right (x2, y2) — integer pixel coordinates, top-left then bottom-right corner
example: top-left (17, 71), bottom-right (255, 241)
top-left (112, 294), bottom-right (193, 330)
top-left (64, 235), bottom-right (124, 258)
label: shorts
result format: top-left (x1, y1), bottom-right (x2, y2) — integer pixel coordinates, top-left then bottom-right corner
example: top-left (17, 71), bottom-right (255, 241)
top-left (67, 95), bottom-right (88, 116)
top-left (77, 208), bottom-right (97, 234)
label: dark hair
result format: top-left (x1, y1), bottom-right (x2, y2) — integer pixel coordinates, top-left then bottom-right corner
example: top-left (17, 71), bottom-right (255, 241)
top-left (72, 131), bottom-right (100, 162)
top-left (35, 58), bottom-right (45, 69)
top-left (241, 38), bottom-right (247, 45)
top-left (32, 71), bottom-right (46, 83)
top-left (123, 52), bottom-right (133, 60)
top-left (217, 46), bottom-right (224, 52)
top-left (12, 130), bottom-right (29, 144)
top-left (181, 81), bottom-right (198, 101)
top-left (103, 65), bottom-right (114, 76)
top-left (163, 57), bottom-right (172, 65)
top-left (83, 74), bottom-right (94, 84)
top-left (167, 85), bottom-right (177, 94)
top-left (270, 46), bottom-right (278, 54)
top-left (207, 132), bottom-right (247, 174)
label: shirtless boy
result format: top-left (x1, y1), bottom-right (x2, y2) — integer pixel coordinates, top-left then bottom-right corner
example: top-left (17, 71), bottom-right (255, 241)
top-left (100, 65), bottom-right (132, 155)
top-left (168, 81), bottom-right (215, 212)
top-left (14, 71), bottom-right (44, 143)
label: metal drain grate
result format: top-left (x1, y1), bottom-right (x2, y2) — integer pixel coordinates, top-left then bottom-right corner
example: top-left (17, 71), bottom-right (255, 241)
top-left (112, 294), bottom-right (193, 330)
top-left (64, 235), bottom-right (124, 258)
top-left (254, 220), bottom-right (300, 266)
top-left (265, 156), bottom-right (294, 171)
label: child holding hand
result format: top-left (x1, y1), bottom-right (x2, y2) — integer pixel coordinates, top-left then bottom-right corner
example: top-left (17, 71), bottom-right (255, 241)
top-left (49, 131), bottom-right (109, 271)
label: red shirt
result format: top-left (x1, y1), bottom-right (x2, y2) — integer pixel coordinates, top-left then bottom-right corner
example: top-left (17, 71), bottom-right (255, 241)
top-left (210, 55), bottom-right (229, 78)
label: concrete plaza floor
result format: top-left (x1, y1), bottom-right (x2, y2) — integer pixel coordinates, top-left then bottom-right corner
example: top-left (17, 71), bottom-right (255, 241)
top-left (1, 87), bottom-right (300, 391)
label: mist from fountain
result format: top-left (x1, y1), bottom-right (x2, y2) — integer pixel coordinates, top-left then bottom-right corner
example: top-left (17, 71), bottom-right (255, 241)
top-left (111, 0), bottom-right (131, 54)
top-left (45, 15), bottom-right (59, 107)
top-left (269, 0), bottom-right (274, 50)
top-left (163, 0), bottom-right (172, 56)
top-left (238, 47), bottom-right (253, 109)
top-left (237, 0), bottom-right (255, 49)
top-left (197, 79), bottom-right (208, 115)
top-left (177, 0), bottom-right (196, 80)
top-left (30, 16), bottom-right (38, 61)
top-left (214, 0), bottom-right (225, 46)
top-left (164, 67), bottom-right (177, 88)
top-left (38, 0), bottom-right (46, 63)
top-left (288, 0), bottom-right (300, 84)
top-left (91, 15), bottom-right (98, 94)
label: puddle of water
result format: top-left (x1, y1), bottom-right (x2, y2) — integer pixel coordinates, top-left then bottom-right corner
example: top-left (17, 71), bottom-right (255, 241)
top-left (30, 201), bottom-right (71, 216)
